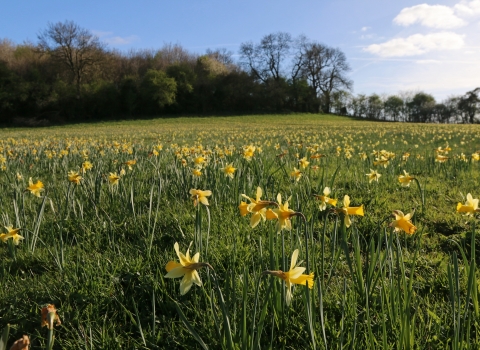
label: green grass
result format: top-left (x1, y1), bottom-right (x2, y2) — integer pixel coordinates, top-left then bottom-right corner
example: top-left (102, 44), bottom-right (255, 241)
top-left (1, 113), bottom-right (480, 349)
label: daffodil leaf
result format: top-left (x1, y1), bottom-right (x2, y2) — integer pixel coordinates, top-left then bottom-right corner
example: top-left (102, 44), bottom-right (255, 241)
top-left (0, 324), bottom-right (9, 350)
top-left (174, 302), bottom-right (209, 350)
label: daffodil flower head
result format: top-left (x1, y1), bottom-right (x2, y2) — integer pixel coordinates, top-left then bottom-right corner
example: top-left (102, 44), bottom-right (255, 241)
top-left (298, 157), bottom-right (310, 169)
top-left (222, 163), bottom-right (236, 179)
top-left (390, 210), bottom-right (417, 235)
top-left (191, 168), bottom-right (202, 177)
top-left (264, 249), bottom-right (314, 306)
top-left (82, 161), bottom-right (93, 172)
top-left (108, 172), bottom-right (120, 185)
top-left (124, 159), bottom-right (136, 170)
top-left (315, 187), bottom-right (337, 211)
top-left (68, 170), bottom-right (82, 185)
top-left (238, 201), bottom-right (249, 216)
top-left (41, 304), bottom-right (61, 330)
top-left (3, 226), bottom-right (23, 245)
top-left (457, 193), bottom-right (479, 216)
top-left (373, 156), bottom-right (389, 168)
top-left (190, 189), bottom-right (212, 206)
top-left (271, 193), bottom-right (297, 232)
top-left (26, 178), bottom-right (44, 197)
top-left (435, 154), bottom-right (449, 163)
top-left (339, 195), bottom-right (364, 228)
top-left (164, 242), bottom-right (211, 295)
top-left (243, 145), bottom-right (256, 161)
top-left (290, 167), bottom-right (302, 182)
top-left (366, 169), bottom-right (381, 183)
top-left (241, 187), bottom-right (273, 228)
top-left (194, 156), bottom-right (207, 166)
top-left (398, 170), bottom-right (414, 187)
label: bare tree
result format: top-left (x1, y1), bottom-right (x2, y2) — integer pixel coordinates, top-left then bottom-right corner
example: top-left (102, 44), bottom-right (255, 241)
top-left (458, 87), bottom-right (480, 123)
top-left (318, 48), bottom-right (352, 113)
top-left (206, 48), bottom-right (234, 66)
top-left (297, 41), bottom-right (330, 111)
top-left (239, 32), bottom-right (292, 83)
top-left (38, 20), bottom-right (106, 98)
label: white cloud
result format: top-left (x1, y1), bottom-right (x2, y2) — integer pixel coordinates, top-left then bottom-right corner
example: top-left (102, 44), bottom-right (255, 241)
top-left (92, 30), bottom-right (113, 38)
top-left (104, 35), bottom-right (138, 45)
top-left (394, 4), bottom-right (467, 28)
top-left (364, 32), bottom-right (465, 57)
top-left (361, 26), bottom-right (370, 31)
top-left (454, 0), bottom-right (480, 17)
top-left (92, 30), bottom-right (138, 46)
top-left (415, 59), bottom-right (441, 64)
top-left (353, 56), bottom-right (480, 100)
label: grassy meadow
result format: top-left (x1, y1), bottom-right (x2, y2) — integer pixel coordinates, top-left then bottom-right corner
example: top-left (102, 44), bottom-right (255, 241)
top-left (1, 114), bottom-right (480, 349)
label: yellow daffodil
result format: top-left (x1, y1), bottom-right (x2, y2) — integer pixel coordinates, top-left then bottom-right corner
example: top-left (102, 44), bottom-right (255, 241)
top-left (238, 201), bottom-right (249, 216)
top-left (373, 156), bottom-right (389, 168)
top-left (243, 145), bottom-right (256, 161)
top-left (366, 169), bottom-right (381, 183)
top-left (164, 242), bottom-right (211, 295)
top-left (291, 167), bottom-right (302, 182)
top-left (398, 170), bottom-right (414, 187)
top-left (68, 170), bottom-right (82, 185)
top-left (190, 189), bottom-right (212, 206)
top-left (26, 178), bottom-right (44, 197)
top-left (124, 159), bottom-right (136, 170)
top-left (456, 193), bottom-right (479, 216)
top-left (314, 187), bottom-right (337, 211)
top-left (222, 163), bottom-right (236, 179)
top-left (472, 153), bottom-right (480, 161)
top-left (338, 195), bottom-right (364, 228)
top-left (0, 232), bottom-right (8, 243)
top-left (108, 172), bottom-right (120, 185)
top-left (264, 249), bottom-right (314, 306)
top-left (192, 168), bottom-right (202, 177)
top-left (298, 157), bottom-right (310, 169)
top-left (194, 156), bottom-right (206, 166)
top-left (390, 210), bottom-right (417, 234)
top-left (0, 226), bottom-right (22, 244)
top-left (82, 161), bottom-right (93, 172)
top-left (310, 153), bottom-right (325, 160)
top-left (435, 154), bottom-right (449, 162)
top-left (270, 193), bottom-right (297, 231)
top-left (241, 187), bottom-right (274, 228)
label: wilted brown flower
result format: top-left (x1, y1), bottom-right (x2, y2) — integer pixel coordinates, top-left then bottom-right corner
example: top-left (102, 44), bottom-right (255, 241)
top-left (9, 335), bottom-right (30, 350)
top-left (41, 304), bottom-right (61, 329)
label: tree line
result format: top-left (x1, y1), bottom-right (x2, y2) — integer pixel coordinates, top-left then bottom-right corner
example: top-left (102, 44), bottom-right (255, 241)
top-left (0, 21), bottom-right (353, 125)
top-left (331, 89), bottom-right (480, 124)
top-left (0, 20), bottom-right (478, 126)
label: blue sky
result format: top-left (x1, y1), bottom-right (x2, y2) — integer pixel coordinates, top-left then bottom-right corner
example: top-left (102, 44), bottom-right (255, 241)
top-left (2, 0), bottom-right (480, 100)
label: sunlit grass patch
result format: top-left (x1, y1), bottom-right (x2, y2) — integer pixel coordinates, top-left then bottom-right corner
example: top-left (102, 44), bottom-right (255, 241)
top-left (1, 114), bottom-right (480, 348)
